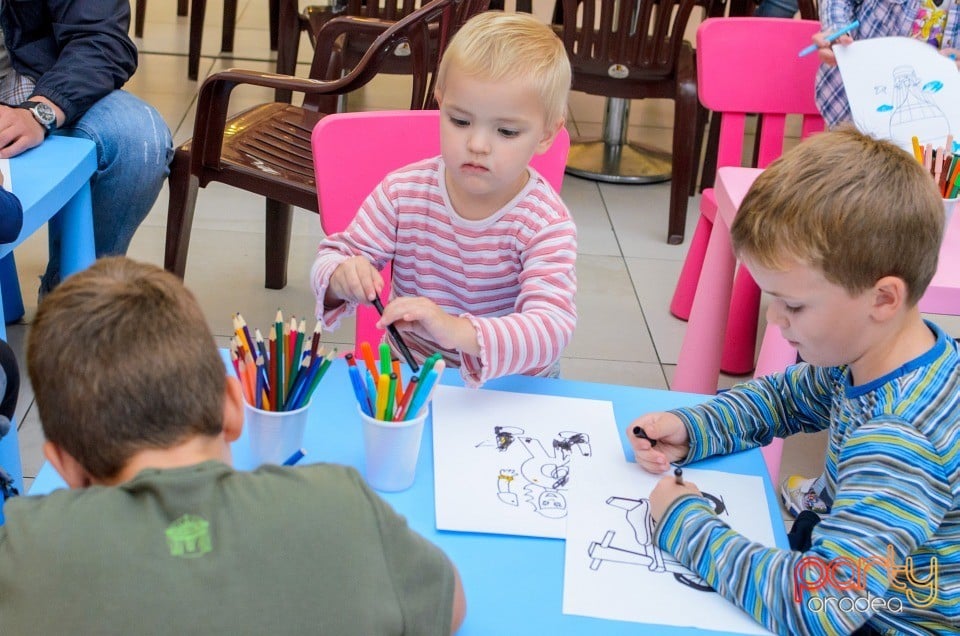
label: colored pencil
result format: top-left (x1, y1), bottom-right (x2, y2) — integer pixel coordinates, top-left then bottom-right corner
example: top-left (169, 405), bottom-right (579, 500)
top-left (275, 310), bottom-right (285, 409)
top-left (309, 320), bottom-right (323, 360)
top-left (282, 449), bottom-right (306, 466)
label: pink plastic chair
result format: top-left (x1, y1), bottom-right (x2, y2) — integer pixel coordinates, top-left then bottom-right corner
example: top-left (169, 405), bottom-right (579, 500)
top-left (670, 18), bottom-right (824, 375)
top-left (312, 109), bottom-right (571, 354)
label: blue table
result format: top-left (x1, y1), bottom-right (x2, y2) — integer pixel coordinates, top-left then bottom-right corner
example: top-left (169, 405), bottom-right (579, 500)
top-left (0, 135), bottom-right (97, 336)
top-left (31, 359), bottom-right (787, 635)
top-left (0, 136), bottom-right (97, 516)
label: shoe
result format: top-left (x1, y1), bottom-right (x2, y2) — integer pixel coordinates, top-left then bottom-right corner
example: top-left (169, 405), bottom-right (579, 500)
top-left (780, 475), bottom-right (828, 518)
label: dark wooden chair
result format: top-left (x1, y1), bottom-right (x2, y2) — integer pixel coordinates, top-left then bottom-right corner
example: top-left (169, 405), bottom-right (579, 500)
top-left (275, 1), bottom-right (489, 104)
top-left (556, 0), bottom-right (716, 244)
top-left (134, 0), bottom-right (281, 81)
top-left (164, 0), bottom-right (476, 289)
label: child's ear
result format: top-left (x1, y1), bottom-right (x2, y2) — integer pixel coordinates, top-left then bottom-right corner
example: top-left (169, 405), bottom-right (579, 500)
top-left (534, 117), bottom-right (565, 155)
top-left (870, 275), bottom-right (908, 321)
top-left (221, 376), bottom-right (245, 443)
top-left (43, 441), bottom-right (92, 489)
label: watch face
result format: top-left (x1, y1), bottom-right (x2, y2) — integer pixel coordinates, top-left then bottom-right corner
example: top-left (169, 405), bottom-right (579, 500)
top-left (33, 103), bottom-right (56, 126)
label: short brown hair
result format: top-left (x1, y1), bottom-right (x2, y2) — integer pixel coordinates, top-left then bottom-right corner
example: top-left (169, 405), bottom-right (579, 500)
top-left (27, 257), bottom-right (226, 480)
top-left (436, 11), bottom-right (571, 126)
top-left (731, 127), bottom-right (944, 305)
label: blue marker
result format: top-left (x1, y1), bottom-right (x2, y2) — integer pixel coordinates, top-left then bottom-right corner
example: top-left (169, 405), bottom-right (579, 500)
top-left (282, 448), bottom-right (306, 466)
top-left (348, 363), bottom-right (373, 416)
top-left (798, 20), bottom-right (859, 57)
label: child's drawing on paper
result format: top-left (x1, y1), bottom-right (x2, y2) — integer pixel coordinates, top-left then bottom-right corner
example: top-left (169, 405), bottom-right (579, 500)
top-left (477, 426), bottom-right (592, 519)
top-left (587, 491), bottom-right (727, 592)
top-left (432, 385), bottom-right (622, 539)
top-left (563, 459), bottom-right (777, 634)
top-left (883, 65), bottom-right (950, 148)
top-left (835, 37), bottom-right (960, 154)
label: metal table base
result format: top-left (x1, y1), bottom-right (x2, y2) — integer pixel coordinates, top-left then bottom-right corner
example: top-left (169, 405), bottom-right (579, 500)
top-left (565, 97), bottom-right (672, 184)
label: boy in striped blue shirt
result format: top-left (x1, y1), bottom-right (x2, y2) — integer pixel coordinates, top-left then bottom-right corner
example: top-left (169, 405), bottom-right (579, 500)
top-left (629, 128), bottom-right (959, 635)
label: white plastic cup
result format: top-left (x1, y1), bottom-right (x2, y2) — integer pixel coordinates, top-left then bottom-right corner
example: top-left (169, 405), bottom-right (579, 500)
top-left (944, 197), bottom-right (957, 229)
top-left (244, 401), bottom-right (310, 467)
top-left (358, 404), bottom-right (427, 492)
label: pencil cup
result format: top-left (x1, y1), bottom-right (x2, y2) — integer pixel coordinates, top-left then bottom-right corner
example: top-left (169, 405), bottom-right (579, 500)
top-left (244, 401), bottom-right (310, 467)
top-left (944, 197), bottom-right (957, 229)
top-left (358, 404), bottom-right (427, 492)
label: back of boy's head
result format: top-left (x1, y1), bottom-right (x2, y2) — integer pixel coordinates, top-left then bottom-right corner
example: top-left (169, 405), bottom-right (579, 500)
top-left (27, 257), bottom-right (226, 480)
top-left (731, 127), bottom-right (944, 305)
top-left (436, 11), bottom-right (571, 126)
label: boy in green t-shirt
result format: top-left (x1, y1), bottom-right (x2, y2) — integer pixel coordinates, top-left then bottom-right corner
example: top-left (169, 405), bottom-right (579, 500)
top-left (0, 256), bottom-right (465, 635)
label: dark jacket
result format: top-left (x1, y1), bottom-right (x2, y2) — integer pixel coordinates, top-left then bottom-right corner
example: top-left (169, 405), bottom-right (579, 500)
top-left (0, 0), bottom-right (138, 125)
top-left (0, 188), bottom-right (22, 244)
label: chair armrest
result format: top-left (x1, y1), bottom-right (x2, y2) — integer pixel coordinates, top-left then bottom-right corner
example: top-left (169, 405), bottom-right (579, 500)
top-left (312, 15), bottom-right (396, 81)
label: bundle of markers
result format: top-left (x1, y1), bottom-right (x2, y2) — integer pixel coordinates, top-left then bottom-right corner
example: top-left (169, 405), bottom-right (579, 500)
top-left (347, 342), bottom-right (445, 421)
top-left (911, 135), bottom-right (960, 199)
top-left (229, 311), bottom-right (336, 412)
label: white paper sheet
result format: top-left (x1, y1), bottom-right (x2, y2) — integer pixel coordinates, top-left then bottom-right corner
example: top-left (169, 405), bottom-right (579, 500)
top-left (0, 158), bottom-right (11, 191)
top-left (562, 458), bottom-right (776, 635)
top-left (432, 385), bottom-right (622, 539)
top-left (835, 37), bottom-right (960, 154)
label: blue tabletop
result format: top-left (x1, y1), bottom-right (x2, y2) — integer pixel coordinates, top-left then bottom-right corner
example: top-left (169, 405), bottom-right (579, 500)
top-left (4, 135), bottom-right (96, 255)
top-left (31, 358), bottom-right (787, 635)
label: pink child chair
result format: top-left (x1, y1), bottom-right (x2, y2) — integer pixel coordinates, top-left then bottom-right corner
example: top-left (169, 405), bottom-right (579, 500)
top-left (670, 18), bottom-right (824, 375)
top-left (311, 109), bottom-right (571, 354)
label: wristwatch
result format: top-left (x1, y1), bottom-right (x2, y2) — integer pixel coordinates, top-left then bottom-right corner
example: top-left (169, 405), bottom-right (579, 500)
top-left (16, 101), bottom-right (57, 136)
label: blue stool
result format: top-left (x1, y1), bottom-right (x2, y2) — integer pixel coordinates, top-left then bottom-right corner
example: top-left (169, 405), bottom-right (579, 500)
top-left (0, 423), bottom-right (23, 525)
top-left (0, 135), bottom-right (97, 339)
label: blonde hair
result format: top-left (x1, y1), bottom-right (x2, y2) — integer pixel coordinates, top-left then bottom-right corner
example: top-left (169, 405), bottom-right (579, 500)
top-left (436, 11), bottom-right (571, 126)
top-left (731, 126), bottom-right (944, 305)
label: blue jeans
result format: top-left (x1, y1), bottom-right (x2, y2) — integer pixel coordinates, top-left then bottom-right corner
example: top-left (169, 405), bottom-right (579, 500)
top-left (753, 0), bottom-right (799, 17)
top-left (43, 90), bottom-right (174, 292)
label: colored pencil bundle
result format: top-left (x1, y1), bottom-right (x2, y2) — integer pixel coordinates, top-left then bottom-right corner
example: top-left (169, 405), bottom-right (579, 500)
top-left (229, 311), bottom-right (335, 412)
top-left (911, 135), bottom-right (960, 199)
top-left (346, 342), bottom-right (445, 422)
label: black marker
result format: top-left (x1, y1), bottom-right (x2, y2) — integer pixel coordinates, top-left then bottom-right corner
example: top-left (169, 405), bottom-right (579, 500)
top-left (632, 425), bottom-right (657, 447)
top-left (674, 466), bottom-right (684, 486)
top-left (371, 297), bottom-right (420, 373)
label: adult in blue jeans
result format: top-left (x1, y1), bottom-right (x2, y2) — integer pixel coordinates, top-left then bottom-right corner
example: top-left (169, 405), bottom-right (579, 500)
top-left (754, 0), bottom-right (800, 18)
top-left (0, 0), bottom-right (173, 294)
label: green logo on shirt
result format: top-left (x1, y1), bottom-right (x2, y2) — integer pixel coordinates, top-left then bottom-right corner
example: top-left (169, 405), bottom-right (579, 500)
top-left (165, 514), bottom-right (212, 558)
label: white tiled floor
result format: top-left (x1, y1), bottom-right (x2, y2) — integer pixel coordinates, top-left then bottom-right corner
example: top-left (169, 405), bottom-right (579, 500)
top-left (12, 0), bottom-right (957, 529)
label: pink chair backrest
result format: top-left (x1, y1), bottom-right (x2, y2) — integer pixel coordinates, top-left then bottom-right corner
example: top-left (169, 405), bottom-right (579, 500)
top-left (312, 109), bottom-right (571, 353)
top-left (698, 18), bottom-right (825, 170)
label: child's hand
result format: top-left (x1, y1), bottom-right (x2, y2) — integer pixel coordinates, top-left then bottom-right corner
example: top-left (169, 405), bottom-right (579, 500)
top-left (650, 476), bottom-right (702, 526)
top-left (376, 296), bottom-right (479, 355)
top-left (626, 412), bottom-right (689, 473)
top-left (812, 32), bottom-right (853, 67)
top-left (327, 256), bottom-right (383, 305)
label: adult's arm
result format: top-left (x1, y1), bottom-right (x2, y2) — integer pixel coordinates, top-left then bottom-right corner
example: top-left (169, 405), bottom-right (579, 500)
top-left (6, 0), bottom-right (137, 124)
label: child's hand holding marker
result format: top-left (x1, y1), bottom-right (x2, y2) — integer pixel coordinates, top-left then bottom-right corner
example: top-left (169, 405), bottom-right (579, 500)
top-left (626, 412), bottom-right (690, 473)
top-left (375, 296), bottom-right (481, 356)
top-left (648, 467), bottom-right (702, 527)
top-left (802, 20), bottom-right (859, 66)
